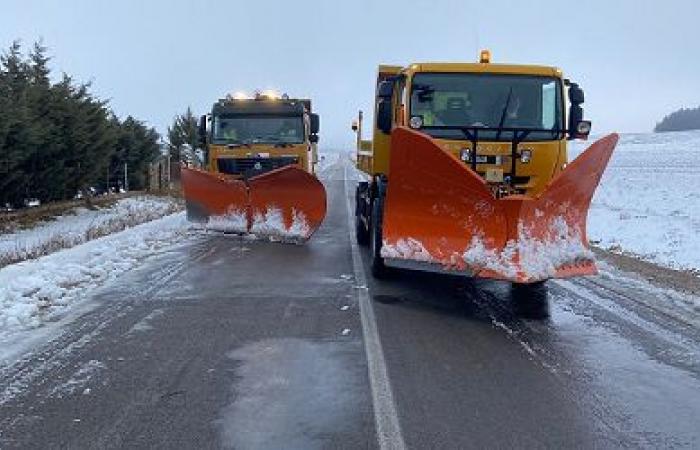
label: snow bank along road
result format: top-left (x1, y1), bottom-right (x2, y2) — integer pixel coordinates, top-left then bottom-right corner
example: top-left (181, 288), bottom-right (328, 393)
top-left (1, 156), bottom-right (699, 449)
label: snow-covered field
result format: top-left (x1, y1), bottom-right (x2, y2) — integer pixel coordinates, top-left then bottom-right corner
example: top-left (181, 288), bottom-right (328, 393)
top-left (0, 196), bottom-right (182, 267)
top-left (571, 130), bottom-right (700, 274)
top-left (0, 213), bottom-right (188, 356)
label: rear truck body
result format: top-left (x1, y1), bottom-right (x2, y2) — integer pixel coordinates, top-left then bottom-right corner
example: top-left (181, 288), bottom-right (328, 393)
top-left (353, 51), bottom-right (618, 288)
top-left (181, 91), bottom-right (326, 242)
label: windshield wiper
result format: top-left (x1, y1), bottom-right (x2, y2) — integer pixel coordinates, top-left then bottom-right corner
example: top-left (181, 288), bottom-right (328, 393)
top-left (495, 87), bottom-right (513, 141)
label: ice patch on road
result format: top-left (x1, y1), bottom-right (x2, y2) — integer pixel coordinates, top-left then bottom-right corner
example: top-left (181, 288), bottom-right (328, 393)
top-left (218, 338), bottom-right (362, 449)
top-left (0, 213), bottom-right (187, 343)
top-left (128, 309), bottom-right (165, 334)
top-left (47, 359), bottom-right (106, 399)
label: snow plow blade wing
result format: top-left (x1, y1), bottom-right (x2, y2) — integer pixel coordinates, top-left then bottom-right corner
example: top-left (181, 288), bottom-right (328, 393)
top-left (248, 166), bottom-right (327, 241)
top-left (381, 127), bottom-right (618, 283)
top-left (181, 165), bottom-right (327, 242)
top-left (181, 166), bottom-right (249, 232)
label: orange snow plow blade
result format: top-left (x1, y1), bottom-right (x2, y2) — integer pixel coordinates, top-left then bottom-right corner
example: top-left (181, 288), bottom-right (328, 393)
top-left (181, 166), bottom-right (249, 232)
top-left (181, 165), bottom-right (327, 242)
top-left (381, 127), bottom-right (618, 283)
top-left (248, 166), bottom-right (327, 241)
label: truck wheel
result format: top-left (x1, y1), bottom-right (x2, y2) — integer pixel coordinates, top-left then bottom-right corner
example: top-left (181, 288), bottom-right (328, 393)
top-left (355, 185), bottom-right (370, 246)
top-left (510, 281), bottom-right (549, 318)
top-left (370, 194), bottom-right (388, 278)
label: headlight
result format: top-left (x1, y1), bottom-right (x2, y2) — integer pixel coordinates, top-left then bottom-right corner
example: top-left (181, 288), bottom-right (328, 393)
top-left (520, 149), bottom-right (532, 163)
top-left (409, 115), bottom-right (423, 129)
top-left (576, 120), bottom-right (592, 135)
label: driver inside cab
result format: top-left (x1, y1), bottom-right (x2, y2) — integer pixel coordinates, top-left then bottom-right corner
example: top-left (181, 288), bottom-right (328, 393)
top-left (219, 121), bottom-right (239, 141)
top-left (420, 94), bottom-right (476, 127)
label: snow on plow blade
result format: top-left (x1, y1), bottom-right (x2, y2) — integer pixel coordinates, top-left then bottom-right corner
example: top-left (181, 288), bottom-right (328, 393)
top-left (181, 165), bottom-right (327, 242)
top-left (381, 127), bottom-right (618, 283)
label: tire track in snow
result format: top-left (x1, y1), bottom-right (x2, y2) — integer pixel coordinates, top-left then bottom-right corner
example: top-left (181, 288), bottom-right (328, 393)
top-left (0, 240), bottom-right (213, 407)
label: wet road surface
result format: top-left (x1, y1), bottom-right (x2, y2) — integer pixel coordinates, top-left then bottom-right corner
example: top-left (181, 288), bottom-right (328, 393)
top-left (1, 157), bottom-right (699, 449)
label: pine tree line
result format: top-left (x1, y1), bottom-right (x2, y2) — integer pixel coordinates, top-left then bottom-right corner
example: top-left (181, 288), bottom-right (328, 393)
top-left (0, 40), bottom-right (161, 208)
top-left (654, 106), bottom-right (700, 133)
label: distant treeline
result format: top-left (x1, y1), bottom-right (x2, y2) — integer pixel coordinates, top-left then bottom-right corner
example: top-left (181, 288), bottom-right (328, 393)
top-left (0, 41), bottom-right (161, 207)
top-left (654, 106), bottom-right (700, 133)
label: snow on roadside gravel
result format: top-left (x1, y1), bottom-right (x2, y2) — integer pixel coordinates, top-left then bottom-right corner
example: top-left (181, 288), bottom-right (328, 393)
top-left (0, 196), bottom-right (182, 268)
top-left (0, 213), bottom-right (188, 342)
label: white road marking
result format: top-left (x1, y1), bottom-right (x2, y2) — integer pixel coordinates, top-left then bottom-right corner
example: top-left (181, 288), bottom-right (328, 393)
top-left (343, 162), bottom-right (407, 450)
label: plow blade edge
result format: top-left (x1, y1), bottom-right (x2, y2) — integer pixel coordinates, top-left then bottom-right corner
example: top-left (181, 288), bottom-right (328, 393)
top-left (181, 165), bottom-right (327, 242)
top-left (381, 127), bottom-right (618, 283)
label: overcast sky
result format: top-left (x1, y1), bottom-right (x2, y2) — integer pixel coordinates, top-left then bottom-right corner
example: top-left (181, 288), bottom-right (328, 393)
top-left (2, 0), bottom-right (699, 149)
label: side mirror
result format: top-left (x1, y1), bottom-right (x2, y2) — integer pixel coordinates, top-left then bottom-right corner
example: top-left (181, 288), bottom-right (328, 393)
top-left (568, 83), bottom-right (584, 104)
top-left (377, 80), bottom-right (394, 99)
top-left (567, 83), bottom-right (590, 139)
top-left (309, 134), bottom-right (319, 144)
top-left (198, 115), bottom-right (207, 147)
top-left (310, 113), bottom-right (320, 135)
top-left (375, 79), bottom-right (395, 134)
top-left (376, 99), bottom-right (392, 134)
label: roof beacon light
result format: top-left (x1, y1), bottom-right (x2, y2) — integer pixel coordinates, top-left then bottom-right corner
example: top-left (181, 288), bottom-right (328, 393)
top-left (479, 49), bottom-right (491, 64)
top-left (260, 89), bottom-right (282, 100)
top-left (231, 91), bottom-right (250, 100)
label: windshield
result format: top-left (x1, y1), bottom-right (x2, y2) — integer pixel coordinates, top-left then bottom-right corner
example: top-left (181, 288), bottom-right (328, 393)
top-left (212, 116), bottom-right (305, 144)
top-left (410, 73), bottom-right (563, 141)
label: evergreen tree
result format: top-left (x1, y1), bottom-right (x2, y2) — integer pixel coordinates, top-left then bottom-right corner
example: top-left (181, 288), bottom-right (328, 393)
top-left (26, 40), bottom-right (65, 201)
top-left (114, 116), bottom-right (160, 191)
top-left (0, 40), bottom-right (162, 206)
top-left (167, 107), bottom-right (199, 162)
top-left (0, 41), bottom-right (36, 206)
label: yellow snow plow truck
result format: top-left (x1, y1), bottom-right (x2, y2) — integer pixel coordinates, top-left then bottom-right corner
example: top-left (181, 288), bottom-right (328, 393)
top-left (182, 91), bottom-right (326, 242)
top-left (353, 50), bottom-right (618, 292)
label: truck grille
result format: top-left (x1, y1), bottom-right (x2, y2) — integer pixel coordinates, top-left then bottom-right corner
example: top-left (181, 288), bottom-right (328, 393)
top-left (217, 156), bottom-right (299, 179)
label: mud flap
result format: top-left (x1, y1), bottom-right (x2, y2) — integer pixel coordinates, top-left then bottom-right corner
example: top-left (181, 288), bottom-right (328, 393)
top-left (181, 165), bottom-right (327, 242)
top-left (381, 127), bottom-right (618, 282)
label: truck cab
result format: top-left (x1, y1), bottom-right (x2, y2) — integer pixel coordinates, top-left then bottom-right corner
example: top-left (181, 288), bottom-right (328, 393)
top-left (199, 91), bottom-right (320, 179)
top-left (369, 53), bottom-right (590, 197)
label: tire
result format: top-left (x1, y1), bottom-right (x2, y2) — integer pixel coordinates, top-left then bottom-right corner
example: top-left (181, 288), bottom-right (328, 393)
top-left (370, 193), bottom-right (388, 278)
top-left (355, 185), bottom-right (370, 246)
top-left (510, 281), bottom-right (549, 319)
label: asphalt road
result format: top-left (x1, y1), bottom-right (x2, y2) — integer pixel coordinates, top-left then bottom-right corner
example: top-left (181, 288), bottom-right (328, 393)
top-left (1, 157), bottom-right (699, 449)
